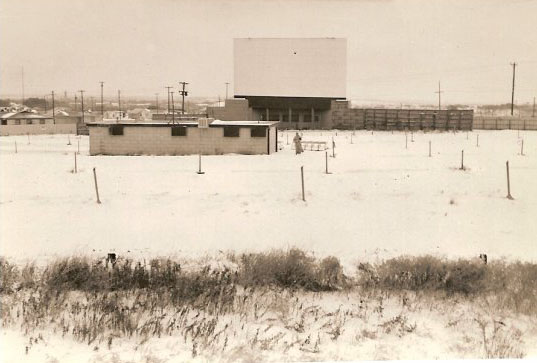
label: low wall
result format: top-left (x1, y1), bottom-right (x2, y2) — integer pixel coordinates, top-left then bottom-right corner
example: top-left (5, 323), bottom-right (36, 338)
top-left (473, 117), bottom-right (537, 131)
top-left (0, 124), bottom-right (77, 136)
top-left (89, 125), bottom-right (275, 156)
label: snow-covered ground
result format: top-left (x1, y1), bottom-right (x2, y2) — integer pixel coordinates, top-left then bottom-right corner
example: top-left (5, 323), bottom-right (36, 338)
top-left (1, 130), bottom-right (536, 269)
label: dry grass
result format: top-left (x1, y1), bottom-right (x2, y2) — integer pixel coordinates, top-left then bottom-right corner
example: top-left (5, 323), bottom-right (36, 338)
top-left (1, 251), bottom-right (535, 360)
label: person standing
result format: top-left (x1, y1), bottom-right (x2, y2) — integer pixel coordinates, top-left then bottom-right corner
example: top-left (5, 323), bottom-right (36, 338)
top-left (293, 132), bottom-right (303, 154)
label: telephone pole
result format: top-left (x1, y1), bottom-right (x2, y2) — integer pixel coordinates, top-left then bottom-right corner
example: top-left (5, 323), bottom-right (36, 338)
top-left (171, 91), bottom-right (175, 124)
top-left (155, 93), bottom-right (159, 114)
top-left (510, 62), bottom-right (517, 116)
top-left (179, 82), bottom-right (188, 115)
top-left (79, 90), bottom-right (85, 124)
top-left (435, 81), bottom-right (443, 110)
top-left (225, 82), bottom-right (229, 100)
top-left (118, 90), bottom-right (121, 116)
top-left (165, 86), bottom-right (172, 114)
top-left (51, 91), bottom-right (55, 124)
top-left (100, 81), bottom-right (104, 118)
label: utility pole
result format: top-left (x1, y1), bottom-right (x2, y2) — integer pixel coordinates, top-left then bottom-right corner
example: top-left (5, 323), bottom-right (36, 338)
top-left (155, 93), bottom-right (159, 114)
top-left (74, 93), bottom-right (78, 113)
top-left (51, 90), bottom-right (55, 124)
top-left (179, 82), bottom-right (188, 115)
top-left (118, 90), bottom-right (121, 116)
top-left (171, 91), bottom-right (175, 124)
top-left (225, 82), bottom-right (229, 100)
top-left (79, 90), bottom-right (85, 124)
top-left (165, 86), bottom-right (172, 114)
top-left (100, 81), bottom-right (104, 118)
top-left (510, 62), bottom-right (517, 116)
top-left (435, 81), bottom-right (443, 110)
top-left (21, 66), bottom-right (24, 107)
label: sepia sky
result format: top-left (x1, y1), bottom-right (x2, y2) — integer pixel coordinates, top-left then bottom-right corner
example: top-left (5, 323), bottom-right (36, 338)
top-left (1, 0), bottom-right (536, 105)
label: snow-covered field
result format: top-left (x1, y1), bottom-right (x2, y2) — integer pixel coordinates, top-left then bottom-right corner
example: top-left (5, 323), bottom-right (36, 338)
top-left (1, 130), bottom-right (536, 268)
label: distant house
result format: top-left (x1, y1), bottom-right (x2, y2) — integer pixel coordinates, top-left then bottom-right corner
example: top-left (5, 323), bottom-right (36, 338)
top-left (128, 108), bottom-right (152, 121)
top-left (88, 118), bottom-right (279, 156)
top-left (0, 111), bottom-right (75, 136)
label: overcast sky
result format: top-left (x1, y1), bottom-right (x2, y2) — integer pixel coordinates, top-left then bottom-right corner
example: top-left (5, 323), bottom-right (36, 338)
top-left (1, 0), bottom-right (536, 105)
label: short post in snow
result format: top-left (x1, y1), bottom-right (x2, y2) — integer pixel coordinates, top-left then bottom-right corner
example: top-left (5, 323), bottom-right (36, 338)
top-left (466, 131), bottom-right (469, 140)
top-left (405, 133), bottom-right (408, 149)
top-left (74, 152), bottom-right (77, 173)
top-left (77, 140), bottom-right (80, 154)
top-left (14, 141), bottom-right (17, 154)
top-left (27, 133), bottom-right (30, 145)
top-left (286, 133), bottom-right (289, 145)
top-left (428, 141), bottom-right (432, 157)
top-left (350, 133), bottom-right (353, 144)
top-left (301, 166), bottom-right (305, 202)
top-left (521, 139), bottom-right (524, 156)
top-left (460, 150), bottom-right (464, 170)
top-left (68, 134), bottom-right (71, 145)
top-left (476, 134), bottom-right (479, 147)
top-left (325, 151), bottom-right (331, 174)
top-left (411, 131), bottom-right (414, 142)
top-left (506, 161), bottom-right (514, 200)
top-left (197, 154), bottom-right (205, 174)
top-left (93, 167), bottom-right (101, 204)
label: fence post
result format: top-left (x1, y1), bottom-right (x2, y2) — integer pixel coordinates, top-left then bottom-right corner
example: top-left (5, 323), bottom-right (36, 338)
top-left (476, 134), bottom-right (479, 147)
top-left (74, 152), bottom-right (77, 173)
top-left (68, 134), bottom-right (71, 145)
top-left (521, 139), bottom-right (524, 156)
top-left (429, 141), bottom-right (431, 157)
top-left (77, 140), bottom-right (80, 154)
top-left (14, 141), bottom-right (17, 153)
top-left (93, 167), bottom-right (101, 204)
top-left (301, 166), bottom-right (305, 202)
top-left (460, 150), bottom-right (464, 170)
top-left (405, 133), bottom-right (408, 149)
top-left (506, 161), bottom-right (514, 200)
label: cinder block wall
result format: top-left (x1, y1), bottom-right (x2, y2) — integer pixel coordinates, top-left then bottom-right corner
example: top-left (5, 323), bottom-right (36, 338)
top-left (0, 124), bottom-right (77, 136)
top-left (89, 125), bottom-right (272, 156)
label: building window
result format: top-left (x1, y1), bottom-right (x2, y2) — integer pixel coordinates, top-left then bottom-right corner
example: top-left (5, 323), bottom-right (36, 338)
top-left (14, 120), bottom-right (21, 125)
top-left (171, 126), bottom-right (187, 136)
top-left (40, 119), bottom-right (46, 124)
top-left (291, 112), bottom-right (299, 123)
top-left (1, 120), bottom-right (6, 125)
top-left (26, 119), bottom-right (33, 125)
top-left (223, 127), bottom-right (240, 137)
top-left (251, 127), bottom-right (266, 137)
top-left (109, 125), bottom-right (124, 135)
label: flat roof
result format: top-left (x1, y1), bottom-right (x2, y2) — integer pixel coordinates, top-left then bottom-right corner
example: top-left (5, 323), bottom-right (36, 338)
top-left (87, 120), bottom-right (279, 127)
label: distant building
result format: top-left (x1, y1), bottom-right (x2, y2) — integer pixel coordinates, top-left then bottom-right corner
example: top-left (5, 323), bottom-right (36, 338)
top-left (0, 111), bottom-right (75, 135)
top-left (88, 118), bottom-right (279, 156)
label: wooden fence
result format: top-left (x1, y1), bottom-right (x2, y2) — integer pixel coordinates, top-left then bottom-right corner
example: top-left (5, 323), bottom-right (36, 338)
top-left (473, 117), bottom-right (537, 131)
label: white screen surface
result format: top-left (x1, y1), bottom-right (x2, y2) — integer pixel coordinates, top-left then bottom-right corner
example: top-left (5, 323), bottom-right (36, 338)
top-left (234, 38), bottom-right (346, 98)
